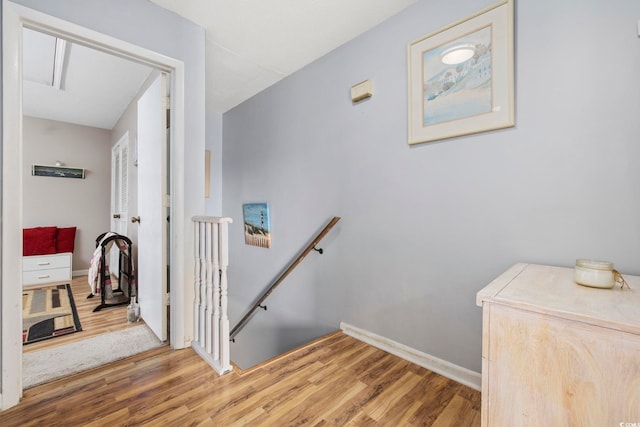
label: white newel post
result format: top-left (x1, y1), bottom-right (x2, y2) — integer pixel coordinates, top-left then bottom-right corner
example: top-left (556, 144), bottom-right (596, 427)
top-left (219, 219), bottom-right (231, 372)
top-left (191, 216), bottom-right (233, 375)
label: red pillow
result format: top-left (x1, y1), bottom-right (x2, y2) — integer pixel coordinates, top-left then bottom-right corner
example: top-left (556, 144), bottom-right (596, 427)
top-left (56, 227), bottom-right (77, 253)
top-left (23, 227), bottom-right (57, 256)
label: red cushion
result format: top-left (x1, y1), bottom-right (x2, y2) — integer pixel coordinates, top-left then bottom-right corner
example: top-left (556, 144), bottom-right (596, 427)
top-left (23, 227), bottom-right (57, 256)
top-left (56, 227), bottom-right (77, 253)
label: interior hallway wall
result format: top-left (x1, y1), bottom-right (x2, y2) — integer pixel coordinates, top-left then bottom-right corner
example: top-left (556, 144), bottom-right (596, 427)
top-left (222, 0), bottom-right (640, 372)
top-left (205, 111), bottom-right (223, 216)
top-left (23, 116), bottom-right (111, 271)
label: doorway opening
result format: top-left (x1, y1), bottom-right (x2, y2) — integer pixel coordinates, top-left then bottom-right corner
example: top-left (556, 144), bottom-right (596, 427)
top-left (3, 1), bottom-right (187, 409)
top-left (20, 26), bottom-right (170, 388)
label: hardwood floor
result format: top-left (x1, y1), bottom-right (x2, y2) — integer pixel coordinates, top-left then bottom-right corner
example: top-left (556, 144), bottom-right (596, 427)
top-left (3, 331), bottom-right (480, 426)
top-left (23, 275), bottom-right (142, 354)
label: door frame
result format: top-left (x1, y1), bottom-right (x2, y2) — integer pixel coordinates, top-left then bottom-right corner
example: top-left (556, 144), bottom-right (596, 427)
top-left (2, 1), bottom-right (186, 409)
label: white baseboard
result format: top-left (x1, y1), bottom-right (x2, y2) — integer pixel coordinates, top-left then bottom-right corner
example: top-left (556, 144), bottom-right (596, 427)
top-left (340, 322), bottom-right (481, 391)
top-left (72, 269), bottom-right (89, 277)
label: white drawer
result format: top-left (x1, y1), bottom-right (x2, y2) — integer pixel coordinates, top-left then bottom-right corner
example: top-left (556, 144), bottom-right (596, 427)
top-left (23, 268), bottom-right (71, 285)
top-left (23, 253), bottom-right (71, 272)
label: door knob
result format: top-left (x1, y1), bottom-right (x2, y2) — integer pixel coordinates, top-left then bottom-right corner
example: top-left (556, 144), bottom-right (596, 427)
top-left (113, 214), bottom-right (121, 219)
top-left (131, 216), bottom-right (141, 223)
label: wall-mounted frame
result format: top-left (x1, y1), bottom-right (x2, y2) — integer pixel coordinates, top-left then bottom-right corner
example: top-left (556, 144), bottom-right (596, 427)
top-left (407, 0), bottom-right (514, 144)
top-left (32, 164), bottom-right (85, 179)
top-left (243, 203), bottom-right (271, 248)
top-left (204, 149), bottom-right (211, 198)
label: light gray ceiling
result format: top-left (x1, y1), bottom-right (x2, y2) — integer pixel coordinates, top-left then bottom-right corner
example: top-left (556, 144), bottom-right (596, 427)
top-left (22, 1), bottom-right (418, 129)
top-left (149, 0), bottom-right (418, 113)
top-left (22, 28), bottom-right (153, 130)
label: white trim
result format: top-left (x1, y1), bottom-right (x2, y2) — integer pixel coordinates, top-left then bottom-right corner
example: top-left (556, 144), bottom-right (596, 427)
top-left (169, 65), bottom-right (187, 349)
top-left (72, 269), bottom-right (89, 277)
top-left (3, 1), bottom-right (26, 409)
top-left (340, 322), bottom-right (481, 391)
top-left (2, 0), bottom-right (187, 410)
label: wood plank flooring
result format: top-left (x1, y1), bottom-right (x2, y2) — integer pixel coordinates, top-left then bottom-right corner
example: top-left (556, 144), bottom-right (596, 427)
top-left (2, 331), bottom-right (480, 426)
top-left (23, 275), bottom-right (142, 354)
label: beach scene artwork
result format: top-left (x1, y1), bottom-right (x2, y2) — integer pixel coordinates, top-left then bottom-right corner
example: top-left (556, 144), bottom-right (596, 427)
top-left (32, 164), bottom-right (85, 179)
top-left (422, 26), bottom-right (492, 126)
top-left (243, 203), bottom-right (271, 248)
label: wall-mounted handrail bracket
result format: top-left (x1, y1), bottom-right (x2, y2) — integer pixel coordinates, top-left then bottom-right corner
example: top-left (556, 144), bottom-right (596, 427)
top-left (312, 246), bottom-right (323, 254)
top-left (230, 216), bottom-right (341, 340)
top-left (258, 304), bottom-right (267, 311)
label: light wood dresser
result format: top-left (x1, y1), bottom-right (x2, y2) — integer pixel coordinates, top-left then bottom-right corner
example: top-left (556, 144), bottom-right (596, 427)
top-left (22, 252), bottom-right (72, 286)
top-left (477, 263), bottom-right (640, 426)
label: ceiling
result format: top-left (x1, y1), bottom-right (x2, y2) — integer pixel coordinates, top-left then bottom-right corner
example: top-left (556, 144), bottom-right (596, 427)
top-left (22, 28), bottom-right (153, 130)
top-left (22, 0), bottom-right (417, 129)
top-left (148, 0), bottom-right (417, 113)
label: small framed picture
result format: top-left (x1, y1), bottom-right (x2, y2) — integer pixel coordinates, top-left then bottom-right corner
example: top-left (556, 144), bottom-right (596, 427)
top-left (243, 203), bottom-right (271, 248)
top-left (32, 164), bottom-right (85, 179)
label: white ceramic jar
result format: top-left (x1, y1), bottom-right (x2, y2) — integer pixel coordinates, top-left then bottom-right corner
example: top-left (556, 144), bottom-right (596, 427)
top-left (574, 259), bottom-right (615, 288)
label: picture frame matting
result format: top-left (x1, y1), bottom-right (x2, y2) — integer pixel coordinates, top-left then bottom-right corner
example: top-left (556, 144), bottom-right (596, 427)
top-left (407, 0), bottom-right (514, 144)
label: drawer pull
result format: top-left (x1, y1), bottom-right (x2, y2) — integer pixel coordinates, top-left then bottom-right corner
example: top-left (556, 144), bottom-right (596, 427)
top-left (37, 275), bottom-right (51, 279)
top-left (37, 262), bottom-right (51, 266)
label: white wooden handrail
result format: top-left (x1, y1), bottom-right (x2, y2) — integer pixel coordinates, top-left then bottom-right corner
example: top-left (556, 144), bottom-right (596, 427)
top-left (191, 216), bottom-right (232, 375)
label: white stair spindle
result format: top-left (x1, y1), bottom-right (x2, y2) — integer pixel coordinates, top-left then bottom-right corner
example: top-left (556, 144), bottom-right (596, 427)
top-left (190, 216), bottom-right (233, 375)
top-left (193, 220), bottom-right (201, 344)
top-left (205, 222), bottom-right (214, 353)
top-left (212, 222), bottom-right (221, 360)
top-left (199, 222), bottom-right (207, 345)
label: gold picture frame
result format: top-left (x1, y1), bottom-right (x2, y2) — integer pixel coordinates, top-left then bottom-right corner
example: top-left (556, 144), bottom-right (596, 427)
top-left (407, 0), bottom-right (514, 144)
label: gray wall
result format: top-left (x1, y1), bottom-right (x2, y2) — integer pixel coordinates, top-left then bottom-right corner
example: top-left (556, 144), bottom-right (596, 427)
top-left (223, 0), bottom-right (640, 372)
top-left (23, 117), bottom-right (111, 271)
top-left (205, 111), bottom-right (223, 216)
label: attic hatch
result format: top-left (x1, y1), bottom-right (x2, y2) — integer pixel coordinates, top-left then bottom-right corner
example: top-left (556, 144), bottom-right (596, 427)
top-left (22, 27), bottom-right (67, 90)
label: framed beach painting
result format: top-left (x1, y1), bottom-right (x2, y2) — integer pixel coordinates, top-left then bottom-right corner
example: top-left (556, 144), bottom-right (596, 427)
top-left (32, 164), bottom-right (85, 179)
top-left (243, 203), bottom-right (272, 248)
top-left (407, 0), bottom-right (514, 144)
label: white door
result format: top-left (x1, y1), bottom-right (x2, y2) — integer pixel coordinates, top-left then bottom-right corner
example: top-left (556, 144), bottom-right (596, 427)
top-left (110, 133), bottom-right (129, 271)
top-left (136, 73), bottom-right (168, 341)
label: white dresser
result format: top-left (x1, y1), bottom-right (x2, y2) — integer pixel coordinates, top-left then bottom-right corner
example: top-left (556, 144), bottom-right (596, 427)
top-left (477, 263), bottom-right (640, 426)
top-left (22, 252), bottom-right (73, 286)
